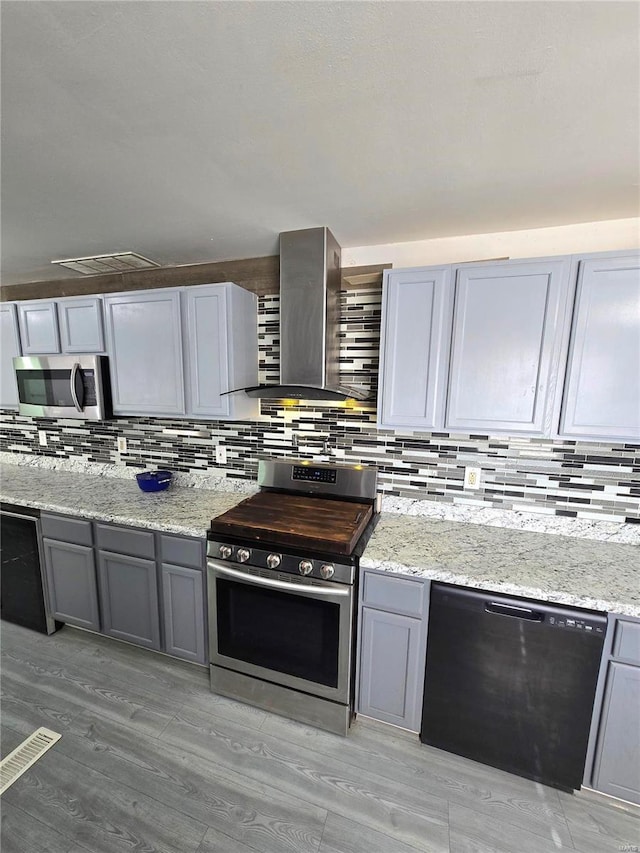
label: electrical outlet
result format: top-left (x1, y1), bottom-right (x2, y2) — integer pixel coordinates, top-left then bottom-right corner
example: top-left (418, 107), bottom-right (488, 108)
top-left (117, 437), bottom-right (128, 453)
top-left (38, 430), bottom-right (47, 446)
top-left (464, 466), bottom-right (481, 489)
top-left (215, 445), bottom-right (227, 465)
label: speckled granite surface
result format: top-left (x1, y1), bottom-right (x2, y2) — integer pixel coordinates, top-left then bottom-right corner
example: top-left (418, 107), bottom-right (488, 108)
top-left (2, 457), bottom-right (638, 616)
top-left (381, 495), bottom-right (640, 544)
top-left (362, 514), bottom-right (640, 617)
top-left (0, 463), bottom-right (255, 538)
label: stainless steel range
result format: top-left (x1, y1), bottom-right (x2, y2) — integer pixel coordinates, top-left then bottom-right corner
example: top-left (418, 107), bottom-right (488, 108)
top-left (206, 459), bottom-right (378, 735)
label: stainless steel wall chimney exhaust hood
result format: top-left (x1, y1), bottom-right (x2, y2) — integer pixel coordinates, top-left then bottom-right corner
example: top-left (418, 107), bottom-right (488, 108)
top-left (241, 227), bottom-right (369, 402)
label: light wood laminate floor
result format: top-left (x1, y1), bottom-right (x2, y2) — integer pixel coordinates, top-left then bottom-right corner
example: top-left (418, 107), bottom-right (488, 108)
top-left (1, 621), bottom-right (638, 853)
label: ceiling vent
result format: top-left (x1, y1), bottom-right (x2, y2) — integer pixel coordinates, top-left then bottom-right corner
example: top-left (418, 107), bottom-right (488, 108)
top-left (51, 252), bottom-right (160, 275)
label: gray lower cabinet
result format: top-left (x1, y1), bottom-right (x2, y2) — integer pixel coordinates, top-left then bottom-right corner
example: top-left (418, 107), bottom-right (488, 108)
top-left (585, 613), bottom-right (640, 805)
top-left (159, 532), bottom-right (207, 664)
top-left (41, 512), bottom-right (100, 631)
top-left (42, 538), bottom-right (100, 631)
top-left (357, 569), bottom-right (429, 732)
top-left (97, 550), bottom-right (161, 650)
top-left (161, 563), bottom-right (206, 663)
top-left (41, 513), bottom-right (208, 663)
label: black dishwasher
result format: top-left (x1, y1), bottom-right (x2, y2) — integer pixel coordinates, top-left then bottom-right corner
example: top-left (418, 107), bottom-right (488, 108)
top-left (420, 583), bottom-right (606, 792)
top-left (0, 503), bottom-right (61, 634)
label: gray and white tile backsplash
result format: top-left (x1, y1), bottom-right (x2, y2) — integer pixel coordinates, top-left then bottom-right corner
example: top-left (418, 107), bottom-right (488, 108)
top-left (1, 286), bottom-right (639, 525)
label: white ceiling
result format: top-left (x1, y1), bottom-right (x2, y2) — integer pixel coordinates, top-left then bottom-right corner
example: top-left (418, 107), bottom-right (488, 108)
top-left (1, 0), bottom-right (638, 285)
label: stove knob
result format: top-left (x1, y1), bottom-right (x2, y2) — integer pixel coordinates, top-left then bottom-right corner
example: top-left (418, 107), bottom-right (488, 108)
top-left (266, 553), bottom-right (281, 569)
top-left (299, 560), bottom-right (314, 576)
top-left (237, 548), bottom-right (251, 563)
top-left (219, 545), bottom-right (233, 560)
top-left (320, 563), bottom-right (335, 580)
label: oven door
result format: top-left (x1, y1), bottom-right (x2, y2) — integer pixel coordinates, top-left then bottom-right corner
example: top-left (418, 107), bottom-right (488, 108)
top-left (208, 559), bottom-right (354, 704)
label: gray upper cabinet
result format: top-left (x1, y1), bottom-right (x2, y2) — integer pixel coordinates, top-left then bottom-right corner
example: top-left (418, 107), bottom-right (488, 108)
top-left (103, 289), bottom-right (186, 416)
top-left (1, 303), bottom-right (21, 408)
top-left (445, 258), bottom-right (571, 435)
top-left (17, 300), bottom-right (60, 354)
top-left (183, 283), bottom-right (258, 420)
top-left (97, 550), bottom-right (161, 650)
top-left (559, 253), bottom-right (640, 441)
top-left (378, 267), bottom-right (453, 429)
top-left (58, 296), bottom-right (105, 353)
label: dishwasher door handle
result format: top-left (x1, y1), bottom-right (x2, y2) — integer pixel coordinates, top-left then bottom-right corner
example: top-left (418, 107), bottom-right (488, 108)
top-left (485, 601), bottom-right (544, 621)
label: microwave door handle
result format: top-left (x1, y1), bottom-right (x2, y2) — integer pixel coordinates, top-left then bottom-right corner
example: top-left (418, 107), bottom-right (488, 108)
top-left (209, 560), bottom-right (351, 597)
top-left (70, 363), bottom-right (84, 412)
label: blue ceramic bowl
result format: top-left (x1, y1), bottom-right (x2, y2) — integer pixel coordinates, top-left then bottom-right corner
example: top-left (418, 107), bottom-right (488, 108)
top-left (135, 470), bottom-right (173, 492)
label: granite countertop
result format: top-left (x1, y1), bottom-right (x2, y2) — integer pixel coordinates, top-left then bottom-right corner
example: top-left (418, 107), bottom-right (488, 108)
top-left (362, 514), bottom-right (640, 617)
top-left (2, 458), bottom-right (638, 617)
top-left (0, 463), bottom-right (254, 538)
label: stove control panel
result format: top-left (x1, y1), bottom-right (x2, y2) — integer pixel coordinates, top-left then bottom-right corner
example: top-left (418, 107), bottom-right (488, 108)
top-left (292, 465), bottom-right (337, 484)
top-left (207, 540), bottom-right (355, 585)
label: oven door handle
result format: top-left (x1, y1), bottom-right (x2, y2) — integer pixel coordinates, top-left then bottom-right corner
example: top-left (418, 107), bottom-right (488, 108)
top-left (209, 560), bottom-right (351, 597)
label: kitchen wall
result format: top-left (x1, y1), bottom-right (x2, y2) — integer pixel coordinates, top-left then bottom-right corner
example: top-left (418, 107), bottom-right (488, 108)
top-left (1, 285), bottom-right (638, 523)
top-left (343, 218), bottom-right (640, 268)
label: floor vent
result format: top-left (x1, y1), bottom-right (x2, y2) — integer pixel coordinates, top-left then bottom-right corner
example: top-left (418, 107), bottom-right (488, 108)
top-left (0, 728), bottom-right (61, 795)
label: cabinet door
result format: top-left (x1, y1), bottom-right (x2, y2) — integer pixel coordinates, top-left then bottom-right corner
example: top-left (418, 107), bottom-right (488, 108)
top-left (358, 607), bottom-right (424, 731)
top-left (1, 304), bottom-right (21, 408)
top-left (560, 254), bottom-right (640, 441)
top-left (17, 301), bottom-right (60, 354)
top-left (446, 259), bottom-right (571, 435)
top-left (161, 563), bottom-right (206, 664)
top-left (592, 662), bottom-right (640, 804)
top-left (184, 285), bottom-right (230, 418)
top-left (103, 290), bottom-right (185, 415)
top-left (97, 551), bottom-right (161, 649)
top-left (378, 267), bottom-right (452, 429)
top-left (58, 297), bottom-right (105, 353)
top-left (42, 538), bottom-right (100, 631)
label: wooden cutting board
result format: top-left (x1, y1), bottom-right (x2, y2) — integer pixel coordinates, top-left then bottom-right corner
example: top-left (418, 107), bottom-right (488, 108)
top-left (209, 492), bottom-right (373, 555)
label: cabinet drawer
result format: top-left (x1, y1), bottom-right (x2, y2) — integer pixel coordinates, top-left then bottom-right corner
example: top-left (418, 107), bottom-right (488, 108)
top-left (95, 523), bottom-right (155, 559)
top-left (41, 513), bottom-right (93, 546)
top-left (362, 571), bottom-right (426, 618)
top-left (612, 619), bottom-right (640, 665)
top-left (160, 534), bottom-right (203, 570)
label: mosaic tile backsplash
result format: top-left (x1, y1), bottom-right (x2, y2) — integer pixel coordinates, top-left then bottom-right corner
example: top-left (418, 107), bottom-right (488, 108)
top-left (1, 287), bottom-right (638, 523)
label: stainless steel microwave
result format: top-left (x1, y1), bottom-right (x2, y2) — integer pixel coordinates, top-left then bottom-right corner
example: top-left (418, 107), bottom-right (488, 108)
top-left (13, 355), bottom-right (111, 420)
